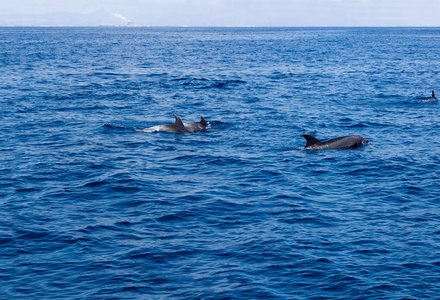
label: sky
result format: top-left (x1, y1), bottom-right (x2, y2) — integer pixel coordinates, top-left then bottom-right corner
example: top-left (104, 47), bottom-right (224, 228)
top-left (0, 0), bottom-right (439, 27)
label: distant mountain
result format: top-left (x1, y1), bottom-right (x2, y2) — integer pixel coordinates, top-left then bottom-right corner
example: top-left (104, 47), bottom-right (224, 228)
top-left (0, 10), bottom-right (131, 26)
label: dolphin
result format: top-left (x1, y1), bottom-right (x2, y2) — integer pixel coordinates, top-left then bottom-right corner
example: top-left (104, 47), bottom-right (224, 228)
top-left (139, 114), bottom-right (192, 133)
top-left (421, 90), bottom-right (437, 103)
top-left (183, 116), bottom-right (207, 131)
top-left (429, 90), bottom-right (437, 101)
top-left (302, 134), bottom-right (369, 150)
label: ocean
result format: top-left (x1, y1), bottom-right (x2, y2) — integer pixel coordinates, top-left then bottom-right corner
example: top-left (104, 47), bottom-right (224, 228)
top-left (1, 26), bottom-right (440, 299)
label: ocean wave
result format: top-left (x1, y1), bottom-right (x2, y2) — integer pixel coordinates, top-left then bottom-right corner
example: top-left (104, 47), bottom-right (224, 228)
top-left (3, 27), bottom-right (440, 300)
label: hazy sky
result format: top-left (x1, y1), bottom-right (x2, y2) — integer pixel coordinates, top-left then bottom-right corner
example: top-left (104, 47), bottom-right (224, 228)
top-left (1, 0), bottom-right (439, 26)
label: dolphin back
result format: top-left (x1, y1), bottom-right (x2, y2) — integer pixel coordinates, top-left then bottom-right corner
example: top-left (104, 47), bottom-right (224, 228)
top-left (302, 134), bottom-right (322, 148)
top-left (325, 136), bottom-right (368, 149)
top-left (173, 114), bottom-right (185, 127)
top-left (200, 116), bottom-right (207, 127)
top-left (302, 134), bottom-right (369, 149)
top-left (139, 114), bottom-right (191, 133)
top-left (183, 116), bottom-right (208, 131)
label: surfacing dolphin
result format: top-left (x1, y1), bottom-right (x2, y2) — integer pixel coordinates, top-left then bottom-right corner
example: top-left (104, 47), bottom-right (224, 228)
top-left (421, 90), bottom-right (437, 103)
top-left (139, 114), bottom-right (192, 133)
top-left (428, 90), bottom-right (437, 101)
top-left (302, 134), bottom-right (369, 150)
top-left (183, 116), bottom-right (207, 131)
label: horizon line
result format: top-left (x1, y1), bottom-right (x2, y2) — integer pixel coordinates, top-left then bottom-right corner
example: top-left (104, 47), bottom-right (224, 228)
top-left (1, 25), bottom-right (440, 28)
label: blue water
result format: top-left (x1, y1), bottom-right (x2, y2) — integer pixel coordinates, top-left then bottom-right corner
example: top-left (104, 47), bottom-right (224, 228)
top-left (1, 27), bottom-right (440, 299)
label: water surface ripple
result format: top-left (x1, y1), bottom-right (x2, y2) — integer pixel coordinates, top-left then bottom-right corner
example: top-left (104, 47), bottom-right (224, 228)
top-left (1, 27), bottom-right (440, 299)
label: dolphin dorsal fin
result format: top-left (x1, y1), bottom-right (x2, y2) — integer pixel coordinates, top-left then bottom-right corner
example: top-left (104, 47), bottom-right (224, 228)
top-left (173, 114), bottom-right (184, 127)
top-left (200, 116), bottom-right (207, 127)
top-left (432, 90), bottom-right (435, 98)
top-left (302, 134), bottom-right (321, 147)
